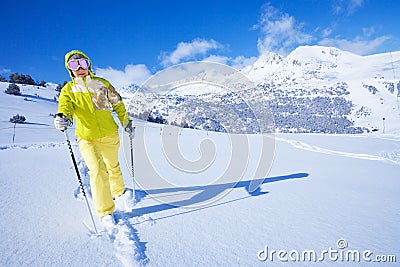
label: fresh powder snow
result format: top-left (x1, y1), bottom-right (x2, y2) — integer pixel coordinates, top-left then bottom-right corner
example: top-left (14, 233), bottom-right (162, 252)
top-left (1, 46), bottom-right (399, 266)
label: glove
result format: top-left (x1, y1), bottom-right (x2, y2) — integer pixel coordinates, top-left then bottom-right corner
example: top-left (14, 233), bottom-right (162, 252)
top-left (54, 113), bottom-right (72, 131)
top-left (124, 120), bottom-right (135, 138)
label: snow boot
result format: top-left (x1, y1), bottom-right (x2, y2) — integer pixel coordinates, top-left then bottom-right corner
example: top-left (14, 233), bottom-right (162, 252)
top-left (114, 188), bottom-right (135, 213)
top-left (101, 214), bottom-right (116, 235)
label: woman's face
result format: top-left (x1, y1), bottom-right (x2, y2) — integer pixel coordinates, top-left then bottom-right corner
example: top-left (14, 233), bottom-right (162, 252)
top-left (73, 68), bottom-right (89, 78)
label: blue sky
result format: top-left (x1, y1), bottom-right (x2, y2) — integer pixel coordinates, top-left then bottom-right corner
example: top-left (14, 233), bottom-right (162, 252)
top-left (0, 0), bottom-right (399, 86)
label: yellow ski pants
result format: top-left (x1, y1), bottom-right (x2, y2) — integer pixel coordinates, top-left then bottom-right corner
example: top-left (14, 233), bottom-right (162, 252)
top-left (78, 132), bottom-right (125, 217)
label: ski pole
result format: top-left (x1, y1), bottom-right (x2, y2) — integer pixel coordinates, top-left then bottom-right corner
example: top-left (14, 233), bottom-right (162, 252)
top-left (129, 125), bottom-right (136, 203)
top-left (63, 130), bottom-right (98, 234)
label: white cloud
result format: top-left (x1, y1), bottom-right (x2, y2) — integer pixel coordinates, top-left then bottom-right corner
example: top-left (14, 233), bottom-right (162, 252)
top-left (230, 56), bottom-right (258, 70)
top-left (333, 0), bottom-right (364, 15)
top-left (362, 26), bottom-right (376, 37)
top-left (201, 54), bottom-right (257, 70)
top-left (321, 1), bottom-right (391, 55)
top-left (322, 28), bottom-right (333, 38)
top-left (160, 38), bottom-right (223, 66)
top-left (0, 68), bottom-right (11, 75)
top-left (94, 64), bottom-right (152, 89)
top-left (254, 3), bottom-right (314, 56)
top-left (252, 2), bottom-right (390, 57)
top-left (348, 0), bottom-right (364, 13)
top-left (318, 35), bottom-right (391, 55)
top-left (202, 54), bottom-right (230, 65)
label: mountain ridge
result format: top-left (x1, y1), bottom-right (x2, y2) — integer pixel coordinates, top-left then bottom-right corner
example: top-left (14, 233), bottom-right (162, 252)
top-left (240, 45), bottom-right (400, 134)
top-left (124, 45), bottom-right (400, 134)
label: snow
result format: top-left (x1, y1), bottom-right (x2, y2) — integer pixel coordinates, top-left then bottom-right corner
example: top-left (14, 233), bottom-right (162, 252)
top-left (1, 70), bottom-right (399, 266)
top-left (169, 82), bottom-right (226, 96)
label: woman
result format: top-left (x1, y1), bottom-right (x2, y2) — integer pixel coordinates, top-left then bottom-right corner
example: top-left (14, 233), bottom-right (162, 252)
top-left (54, 50), bottom-right (134, 230)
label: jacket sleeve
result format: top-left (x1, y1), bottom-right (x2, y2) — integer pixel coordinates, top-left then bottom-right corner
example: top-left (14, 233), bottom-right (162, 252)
top-left (107, 84), bottom-right (130, 126)
top-left (57, 83), bottom-right (74, 122)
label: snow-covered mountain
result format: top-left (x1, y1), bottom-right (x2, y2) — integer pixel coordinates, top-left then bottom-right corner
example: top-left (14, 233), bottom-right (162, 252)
top-left (242, 45), bottom-right (400, 134)
top-left (125, 46), bottom-right (400, 134)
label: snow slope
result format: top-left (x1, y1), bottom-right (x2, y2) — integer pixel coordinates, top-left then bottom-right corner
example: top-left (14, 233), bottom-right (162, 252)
top-left (0, 82), bottom-right (61, 143)
top-left (1, 80), bottom-right (399, 266)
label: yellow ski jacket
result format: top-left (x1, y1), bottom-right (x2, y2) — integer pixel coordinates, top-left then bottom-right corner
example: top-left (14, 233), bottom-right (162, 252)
top-left (58, 50), bottom-right (129, 140)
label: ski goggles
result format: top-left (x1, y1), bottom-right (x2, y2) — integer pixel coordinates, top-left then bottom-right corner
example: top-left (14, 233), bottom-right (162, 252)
top-left (67, 58), bottom-right (90, 71)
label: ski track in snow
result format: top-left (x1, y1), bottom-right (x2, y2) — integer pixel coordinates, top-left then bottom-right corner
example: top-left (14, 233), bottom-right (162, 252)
top-left (74, 156), bottom-right (150, 266)
top-left (276, 136), bottom-right (400, 165)
top-left (1, 140), bottom-right (151, 266)
top-left (2, 135), bottom-right (399, 166)
top-left (0, 142), bottom-right (65, 150)
top-left (4, 136), bottom-right (399, 165)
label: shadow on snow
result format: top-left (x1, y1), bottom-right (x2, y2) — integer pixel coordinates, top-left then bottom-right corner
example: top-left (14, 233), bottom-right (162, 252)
top-left (130, 172), bottom-right (309, 221)
top-left (81, 172), bottom-right (308, 266)
top-left (20, 93), bottom-right (57, 103)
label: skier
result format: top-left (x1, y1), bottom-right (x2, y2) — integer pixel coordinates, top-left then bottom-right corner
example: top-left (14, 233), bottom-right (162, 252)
top-left (54, 50), bottom-right (134, 231)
